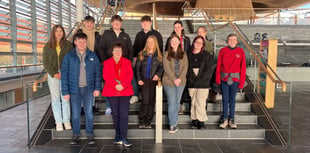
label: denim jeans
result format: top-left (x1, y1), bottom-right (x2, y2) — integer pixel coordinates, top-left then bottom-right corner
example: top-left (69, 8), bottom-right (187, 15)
top-left (107, 96), bottom-right (130, 140)
top-left (132, 74), bottom-right (139, 97)
top-left (71, 87), bottom-right (94, 136)
top-left (221, 81), bottom-right (239, 120)
top-left (47, 74), bottom-right (70, 123)
top-left (164, 86), bottom-right (185, 126)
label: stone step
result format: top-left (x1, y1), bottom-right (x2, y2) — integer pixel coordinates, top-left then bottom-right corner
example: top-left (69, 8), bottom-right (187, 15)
top-left (95, 101), bottom-right (252, 112)
top-left (52, 124), bottom-right (265, 140)
top-left (81, 112), bottom-right (257, 125)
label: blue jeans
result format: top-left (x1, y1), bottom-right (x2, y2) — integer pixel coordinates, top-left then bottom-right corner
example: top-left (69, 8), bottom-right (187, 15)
top-left (71, 87), bottom-right (94, 136)
top-left (47, 74), bottom-right (70, 123)
top-left (107, 96), bottom-right (130, 140)
top-left (164, 86), bottom-right (185, 126)
top-left (221, 81), bottom-right (239, 120)
top-left (132, 74), bottom-right (139, 97)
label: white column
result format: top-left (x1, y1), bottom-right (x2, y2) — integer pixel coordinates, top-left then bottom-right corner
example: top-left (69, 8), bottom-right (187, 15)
top-left (76, 0), bottom-right (84, 22)
top-left (155, 83), bottom-right (163, 143)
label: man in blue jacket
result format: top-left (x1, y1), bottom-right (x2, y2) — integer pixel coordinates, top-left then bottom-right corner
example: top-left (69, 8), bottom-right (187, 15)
top-left (61, 32), bottom-right (102, 145)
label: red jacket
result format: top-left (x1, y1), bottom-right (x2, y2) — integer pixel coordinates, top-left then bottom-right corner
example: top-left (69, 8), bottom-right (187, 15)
top-left (102, 57), bottom-right (133, 97)
top-left (216, 46), bottom-right (246, 89)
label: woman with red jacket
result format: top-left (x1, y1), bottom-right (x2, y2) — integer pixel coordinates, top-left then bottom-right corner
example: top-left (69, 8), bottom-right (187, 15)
top-left (216, 34), bottom-right (246, 129)
top-left (102, 42), bottom-right (133, 147)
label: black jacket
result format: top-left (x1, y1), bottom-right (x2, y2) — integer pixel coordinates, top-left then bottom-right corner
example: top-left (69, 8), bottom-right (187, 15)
top-left (98, 28), bottom-right (133, 62)
top-left (135, 50), bottom-right (163, 81)
top-left (186, 51), bottom-right (214, 88)
top-left (165, 35), bottom-right (191, 53)
top-left (73, 29), bottom-right (101, 58)
top-left (133, 28), bottom-right (163, 57)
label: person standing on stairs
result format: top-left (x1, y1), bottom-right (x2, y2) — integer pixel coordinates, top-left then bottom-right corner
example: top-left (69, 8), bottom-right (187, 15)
top-left (196, 26), bottom-right (214, 57)
top-left (187, 36), bottom-right (213, 129)
top-left (135, 35), bottom-right (163, 129)
top-left (98, 15), bottom-right (133, 116)
top-left (216, 33), bottom-right (246, 129)
top-left (196, 26), bottom-right (217, 103)
top-left (43, 25), bottom-right (73, 132)
top-left (165, 21), bottom-right (191, 115)
top-left (163, 34), bottom-right (188, 134)
top-left (74, 15), bottom-right (101, 115)
top-left (61, 32), bottom-right (102, 145)
top-left (102, 42), bottom-right (134, 147)
top-left (132, 15), bottom-right (164, 104)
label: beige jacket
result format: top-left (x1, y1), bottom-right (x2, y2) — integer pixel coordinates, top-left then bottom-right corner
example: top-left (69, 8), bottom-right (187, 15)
top-left (162, 51), bottom-right (188, 87)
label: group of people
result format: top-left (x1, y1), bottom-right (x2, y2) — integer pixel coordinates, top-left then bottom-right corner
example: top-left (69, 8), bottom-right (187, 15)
top-left (43, 14), bottom-right (246, 147)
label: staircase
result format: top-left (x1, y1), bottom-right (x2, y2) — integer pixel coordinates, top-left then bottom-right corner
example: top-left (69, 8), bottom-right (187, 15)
top-left (47, 90), bottom-right (265, 141)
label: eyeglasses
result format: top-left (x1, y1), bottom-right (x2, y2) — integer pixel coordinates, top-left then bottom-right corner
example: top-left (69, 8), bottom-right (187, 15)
top-left (113, 50), bottom-right (122, 53)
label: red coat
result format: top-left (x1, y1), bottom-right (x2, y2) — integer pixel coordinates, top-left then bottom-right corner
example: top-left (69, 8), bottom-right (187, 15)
top-left (102, 57), bottom-right (133, 97)
top-left (216, 46), bottom-right (246, 89)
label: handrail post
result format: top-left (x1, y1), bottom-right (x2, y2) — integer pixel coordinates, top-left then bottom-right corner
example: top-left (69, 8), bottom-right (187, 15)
top-left (155, 80), bottom-right (163, 143)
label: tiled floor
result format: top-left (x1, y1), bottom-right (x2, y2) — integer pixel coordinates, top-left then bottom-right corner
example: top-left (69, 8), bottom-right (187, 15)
top-left (0, 82), bottom-right (309, 153)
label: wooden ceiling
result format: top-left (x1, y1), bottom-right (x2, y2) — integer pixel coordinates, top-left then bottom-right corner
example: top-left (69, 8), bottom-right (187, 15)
top-left (86, 0), bottom-right (309, 17)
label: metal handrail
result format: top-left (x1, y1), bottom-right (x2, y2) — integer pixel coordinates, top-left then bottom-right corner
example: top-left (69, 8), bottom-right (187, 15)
top-left (228, 22), bottom-right (286, 91)
top-left (97, 5), bottom-right (111, 31)
top-left (200, 8), bottom-right (286, 91)
top-left (0, 64), bottom-right (43, 69)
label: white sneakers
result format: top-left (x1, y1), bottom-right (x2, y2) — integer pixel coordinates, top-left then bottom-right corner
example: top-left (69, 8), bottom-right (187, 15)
top-left (64, 122), bottom-right (72, 130)
top-left (56, 122), bottom-right (72, 131)
top-left (56, 123), bottom-right (64, 131)
top-left (130, 96), bottom-right (139, 104)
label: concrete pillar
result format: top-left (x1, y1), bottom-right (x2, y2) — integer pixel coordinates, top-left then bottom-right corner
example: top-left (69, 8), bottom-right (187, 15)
top-left (76, 0), bottom-right (84, 22)
top-left (31, 0), bottom-right (37, 64)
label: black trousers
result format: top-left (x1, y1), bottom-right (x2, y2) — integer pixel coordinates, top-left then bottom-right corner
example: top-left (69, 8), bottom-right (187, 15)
top-left (139, 78), bottom-right (157, 125)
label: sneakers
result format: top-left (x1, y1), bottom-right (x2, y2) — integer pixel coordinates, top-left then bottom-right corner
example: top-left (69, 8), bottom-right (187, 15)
top-left (122, 139), bottom-right (133, 148)
top-left (130, 96), bottom-right (139, 104)
top-left (229, 119), bottom-right (238, 129)
top-left (87, 135), bottom-right (95, 145)
top-left (113, 137), bottom-right (123, 145)
top-left (105, 108), bottom-right (112, 115)
top-left (144, 124), bottom-right (152, 129)
top-left (69, 135), bottom-right (80, 145)
top-left (169, 125), bottom-right (178, 134)
top-left (138, 124), bottom-right (145, 129)
top-left (56, 123), bottom-right (64, 131)
top-left (64, 122), bottom-right (72, 130)
top-left (219, 119), bottom-right (228, 129)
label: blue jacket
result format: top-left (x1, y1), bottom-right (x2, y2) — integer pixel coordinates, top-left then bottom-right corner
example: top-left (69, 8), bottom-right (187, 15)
top-left (61, 48), bottom-right (102, 95)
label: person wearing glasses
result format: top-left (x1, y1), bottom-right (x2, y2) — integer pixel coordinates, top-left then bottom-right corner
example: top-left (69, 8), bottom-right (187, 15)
top-left (216, 34), bottom-right (246, 129)
top-left (102, 42), bottom-right (133, 147)
top-left (162, 34), bottom-right (188, 134)
top-left (186, 36), bottom-right (213, 129)
top-left (98, 15), bottom-right (133, 115)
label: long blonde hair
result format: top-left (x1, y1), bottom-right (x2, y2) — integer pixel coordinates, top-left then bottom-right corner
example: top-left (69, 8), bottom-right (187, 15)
top-left (139, 35), bottom-right (162, 62)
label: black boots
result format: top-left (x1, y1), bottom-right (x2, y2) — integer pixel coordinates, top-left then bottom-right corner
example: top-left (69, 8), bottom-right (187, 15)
top-left (191, 120), bottom-right (206, 129)
top-left (190, 120), bottom-right (198, 129)
top-left (198, 121), bottom-right (206, 129)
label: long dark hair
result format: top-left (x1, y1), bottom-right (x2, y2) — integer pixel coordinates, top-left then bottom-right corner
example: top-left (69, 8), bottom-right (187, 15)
top-left (167, 34), bottom-right (184, 61)
top-left (47, 25), bottom-right (66, 50)
top-left (191, 36), bottom-right (205, 53)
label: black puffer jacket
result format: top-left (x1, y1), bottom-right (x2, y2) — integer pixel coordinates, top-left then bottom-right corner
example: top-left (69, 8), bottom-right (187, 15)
top-left (135, 50), bottom-right (163, 81)
top-left (187, 51), bottom-right (214, 88)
